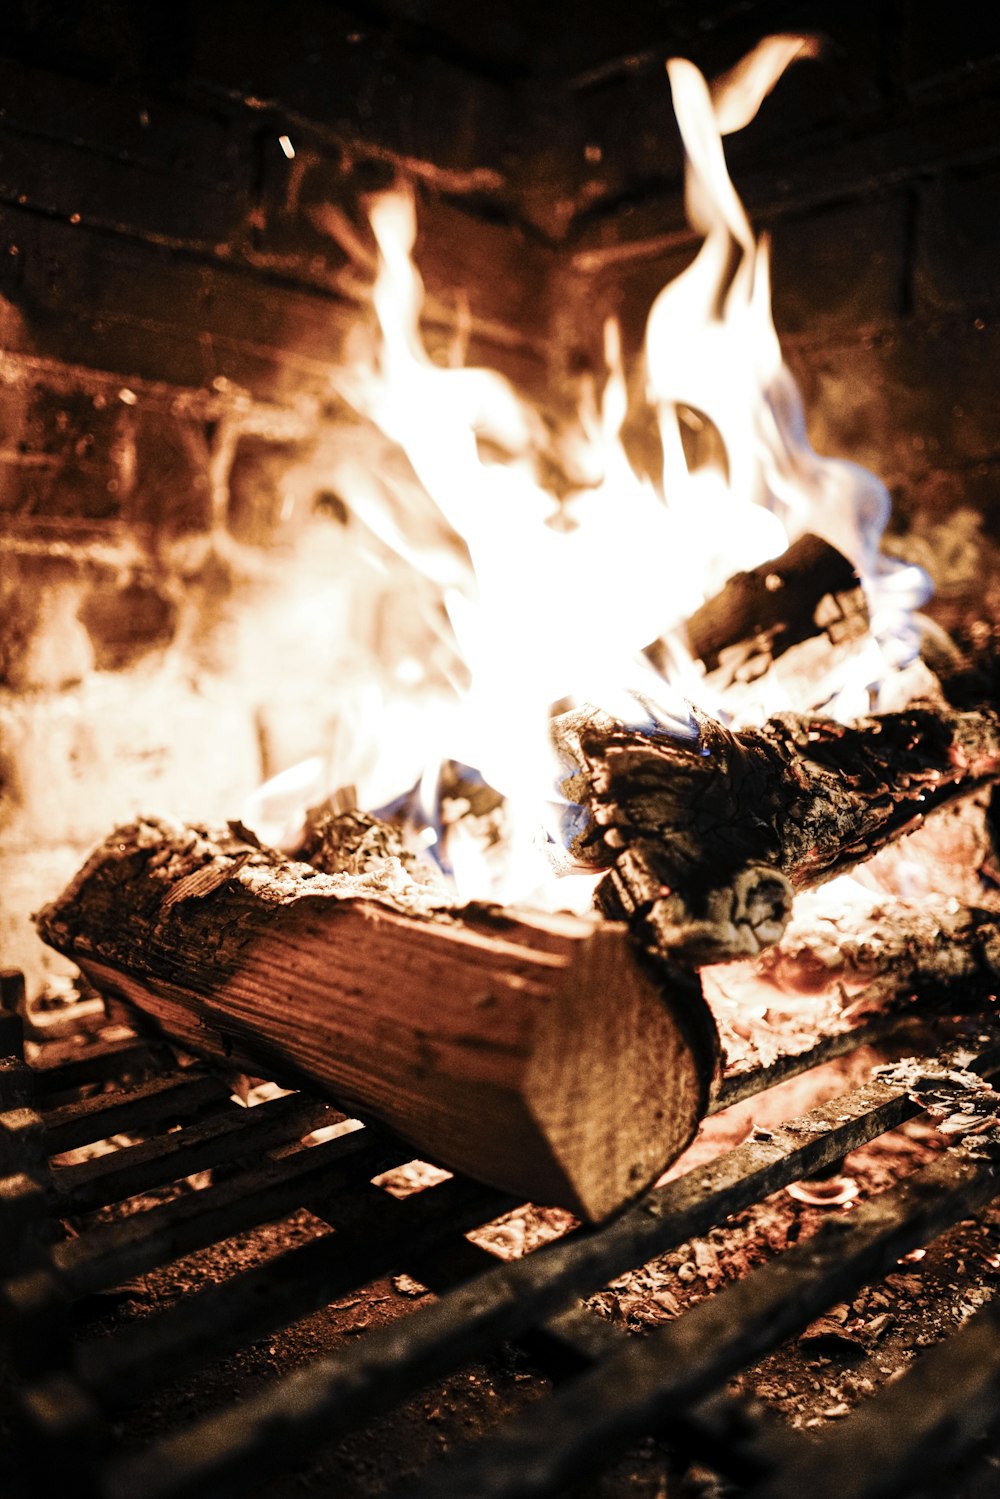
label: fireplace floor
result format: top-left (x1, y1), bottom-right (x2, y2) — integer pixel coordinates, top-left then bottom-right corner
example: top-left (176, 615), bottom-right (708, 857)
top-left (73, 1215), bottom-right (553, 1499)
top-left (67, 1137), bottom-right (1000, 1499)
top-left (4, 973), bottom-right (1000, 1499)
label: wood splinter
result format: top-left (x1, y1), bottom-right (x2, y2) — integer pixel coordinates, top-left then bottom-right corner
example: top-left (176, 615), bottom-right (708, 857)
top-left (35, 816), bottom-right (718, 1223)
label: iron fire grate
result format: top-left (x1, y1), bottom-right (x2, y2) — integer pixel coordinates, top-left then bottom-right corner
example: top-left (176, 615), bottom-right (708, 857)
top-left (2, 966), bottom-right (1000, 1499)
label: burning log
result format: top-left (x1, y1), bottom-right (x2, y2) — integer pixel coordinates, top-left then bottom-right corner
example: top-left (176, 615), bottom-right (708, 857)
top-left (704, 884), bottom-right (1000, 1080)
top-left (33, 816), bottom-right (717, 1223)
top-left (681, 531), bottom-right (868, 684)
top-left (557, 699), bottom-right (1000, 966)
top-left (759, 892), bottom-right (1000, 1001)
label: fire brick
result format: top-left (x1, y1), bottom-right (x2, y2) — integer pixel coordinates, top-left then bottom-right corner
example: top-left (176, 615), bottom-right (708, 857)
top-left (249, 132), bottom-right (376, 294)
top-left (189, 0), bottom-right (509, 180)
top-left (0, 201), bottom-right (357, 398)
top-left (900, 2), bottom-right (1000, 91)
top-left (77, 579), bottom-right (178, 672)
top-left (0, 59), bottom-right (251, 252)
top-left (788, 318), bottom-right (1000, 487)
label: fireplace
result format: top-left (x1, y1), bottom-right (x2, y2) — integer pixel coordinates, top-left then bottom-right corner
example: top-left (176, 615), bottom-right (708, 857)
top-left (3, 0), bottom-right (1000, 987)
top-left (4, 3), bottom-right (1000, 1495)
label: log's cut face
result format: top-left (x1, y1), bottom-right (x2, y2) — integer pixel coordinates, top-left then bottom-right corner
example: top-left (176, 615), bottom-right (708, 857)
top-left (35, 817), bottom-right (716, 1223)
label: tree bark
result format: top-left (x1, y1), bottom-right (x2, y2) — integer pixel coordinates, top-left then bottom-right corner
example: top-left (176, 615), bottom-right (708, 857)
top-left (34, 816), bottom-right (718, 1223)
top-left (556, 699), bottom-right (1000, 965)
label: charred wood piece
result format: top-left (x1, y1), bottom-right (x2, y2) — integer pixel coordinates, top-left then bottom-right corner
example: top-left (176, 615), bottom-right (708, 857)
top-left (557, 700), bottom-right (1000, 965)
top-left (683, 531), bottom-right (867, 682)
top-left (296, 805), bottom-right (429, 880)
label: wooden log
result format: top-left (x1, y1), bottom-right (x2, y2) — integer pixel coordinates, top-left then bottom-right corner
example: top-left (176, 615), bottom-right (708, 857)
top-left (672, 533), bottom-right (874, 728)
top-left (703, 886), bottom-right (1000, 1081)
top-left (556, 698), bottom-right (1000, 965)
top-left (682, 531), bottom-right (867, 681)
top-left (756, 890), bottom-right (1000, 1001)
top-left (33, 816), bottom-right (718, 1223)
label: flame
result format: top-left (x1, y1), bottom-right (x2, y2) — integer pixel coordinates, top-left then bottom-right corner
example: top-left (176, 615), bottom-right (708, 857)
top-left (648, 38), bottom-right (930, 722)
top-left (338, 190), bottom-right (697, 906)
top-left (245, 36), bottom-right (931, 909)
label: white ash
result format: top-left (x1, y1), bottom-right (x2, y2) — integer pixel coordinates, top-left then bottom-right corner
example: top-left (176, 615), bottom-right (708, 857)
top-left (872, 1054), bottom-right (1000, 1157)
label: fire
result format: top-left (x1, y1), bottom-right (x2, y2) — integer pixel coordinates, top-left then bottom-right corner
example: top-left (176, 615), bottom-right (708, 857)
top-left (245, 36), bottom-right (931, 910)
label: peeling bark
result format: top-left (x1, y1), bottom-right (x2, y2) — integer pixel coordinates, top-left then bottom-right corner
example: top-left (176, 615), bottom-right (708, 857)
top-left (556, 699), bottom-right (1000, 965)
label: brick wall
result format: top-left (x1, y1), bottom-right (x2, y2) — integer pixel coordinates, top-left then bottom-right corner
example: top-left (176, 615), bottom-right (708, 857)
top-left (562, 1), bottom-right (1000, 608)
top-left (1, 0), bottom-right (999, 987)
top-left (0, 1), bottom-right (555, 987)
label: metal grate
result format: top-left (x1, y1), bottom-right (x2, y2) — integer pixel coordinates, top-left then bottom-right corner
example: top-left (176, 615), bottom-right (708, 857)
top-left (3, 965), bottom-right (1000, 1499)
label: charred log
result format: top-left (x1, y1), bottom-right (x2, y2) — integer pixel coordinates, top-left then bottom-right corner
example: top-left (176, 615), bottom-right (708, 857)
top-left (682, 532), bottom-right (867, 682)
top-left (704, 886), bottom-right (1000, 1079)
top-left (556, 700), bottom-right (1000, 965)
top-left (34, 816), bottom-right (718, 1223)
top-left (759, 893), bottom-right (1000, 1002)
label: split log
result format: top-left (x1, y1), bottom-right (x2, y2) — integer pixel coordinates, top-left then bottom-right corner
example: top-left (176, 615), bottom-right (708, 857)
top-left (34, 816), bottom-right (718, 1223)
top-left (556, 699), bottom-right (1000, 966)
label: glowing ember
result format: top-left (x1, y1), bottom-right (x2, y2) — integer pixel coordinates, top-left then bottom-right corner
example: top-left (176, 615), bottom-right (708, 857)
top-left (786, 1176), bottom-right (860, 1208)
top-left (244, 34), bottom-right (931, 910)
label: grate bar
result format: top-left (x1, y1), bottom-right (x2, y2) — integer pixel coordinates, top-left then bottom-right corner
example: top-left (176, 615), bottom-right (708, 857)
top-left (399, 1210), bottom-right (794, 1490)
top-left (46, 1127), bottom-right (409, 1297)
top-left (41, 1071), bottom-right (232, 1154)
top-left (21, 1001), bottom-right (115, 1044)
top-left (711, 1011), bottom-right (924, 1112)
top-left (396, 1146), bottom-right (1000, 1499)
top-left (87, 1032), bottom-right (1000, 1499)
top-left (29, 1031), bottom-right (155, 1095)
top-left (525, 1305), bottom-right (801, 1485)
top-left (48, 1093), bottom-right (340, 1214)
top-left (78, 1173), bottom-right (517, 1407)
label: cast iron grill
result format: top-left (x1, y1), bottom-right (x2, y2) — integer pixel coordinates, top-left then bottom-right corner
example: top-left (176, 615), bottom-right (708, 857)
top-left (3, 966), bottom-right (1000, 1499)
